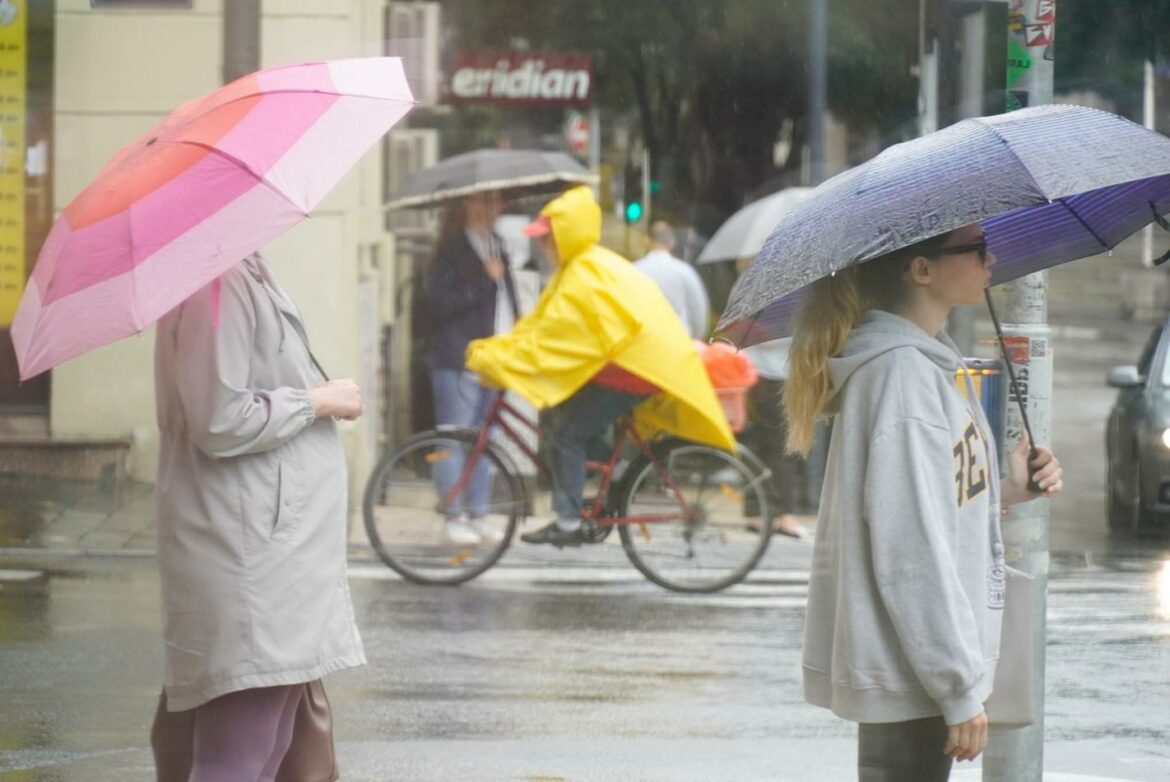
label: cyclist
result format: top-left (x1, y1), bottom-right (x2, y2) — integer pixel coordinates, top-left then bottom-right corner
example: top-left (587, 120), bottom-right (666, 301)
top-left (465, 185), bottom-right (736, 548)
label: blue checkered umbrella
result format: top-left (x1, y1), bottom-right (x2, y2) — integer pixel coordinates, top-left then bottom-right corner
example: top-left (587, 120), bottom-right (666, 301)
top-left (717, 105), bottom-right (1170, 346)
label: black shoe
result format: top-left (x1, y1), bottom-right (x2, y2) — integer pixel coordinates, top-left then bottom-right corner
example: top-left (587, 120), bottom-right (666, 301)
top-left (520, 521), bottom-right (585, 548)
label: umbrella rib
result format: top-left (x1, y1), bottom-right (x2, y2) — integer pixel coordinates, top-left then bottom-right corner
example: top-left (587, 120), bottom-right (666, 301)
top-left (163, 139), bottom-right (310, 217)
top-left (198, 87), bottom-right (415, 112)
top-left (977, 121), bottom-right (1049, 207)
top-left (1056, 198), bottom-right (1110, 252)
top-left (386, 171), bottom-right (599, 210)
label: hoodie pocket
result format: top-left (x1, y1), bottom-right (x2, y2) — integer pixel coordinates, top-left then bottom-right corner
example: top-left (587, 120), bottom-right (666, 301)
top-left (271, 461), bottom-right (302, 542)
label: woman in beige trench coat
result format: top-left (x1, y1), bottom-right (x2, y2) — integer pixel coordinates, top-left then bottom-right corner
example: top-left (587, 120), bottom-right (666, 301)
top-left (151, 253), bottom-right (365, 780)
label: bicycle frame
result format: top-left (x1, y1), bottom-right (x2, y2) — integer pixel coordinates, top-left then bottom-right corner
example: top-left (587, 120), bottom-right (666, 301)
top-left (438, 391), bottom-right (693, 527)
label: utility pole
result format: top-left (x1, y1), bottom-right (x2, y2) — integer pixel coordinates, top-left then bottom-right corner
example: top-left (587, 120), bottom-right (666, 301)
top-left (949, 2), bottom-right (991, 354)
top-left (808, 0), bottom-right (828, 184)
top-left (223, 0), bottom-right (261, 84)
top-left (918, 0), bottom-right (937, 135)
top-left (984, 2), bottom-right (1056, 781)
top-left (1143, 59), bottom-right (1156, 267)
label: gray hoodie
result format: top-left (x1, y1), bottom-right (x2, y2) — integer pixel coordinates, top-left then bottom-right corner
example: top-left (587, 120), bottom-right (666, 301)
top-left (802, 309), bottom-right (1005, 726)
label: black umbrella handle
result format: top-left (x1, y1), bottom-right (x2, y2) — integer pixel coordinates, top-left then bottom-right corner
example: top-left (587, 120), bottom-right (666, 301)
top-left (983, 290), bottom-right (1043, 495)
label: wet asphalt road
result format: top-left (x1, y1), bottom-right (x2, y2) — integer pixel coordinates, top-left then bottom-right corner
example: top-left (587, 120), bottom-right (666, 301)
top-left (2, 317), bottom-right (1170, 781)
top-left (1, 546), bottom-right (1169, 782)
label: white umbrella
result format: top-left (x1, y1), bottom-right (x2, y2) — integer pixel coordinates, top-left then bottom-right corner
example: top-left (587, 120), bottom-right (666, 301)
top-left (697, 187), bottom-right (814, 264)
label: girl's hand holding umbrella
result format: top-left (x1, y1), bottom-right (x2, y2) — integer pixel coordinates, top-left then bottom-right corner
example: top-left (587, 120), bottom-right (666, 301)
top-left (1002, 435), bottom-right (1063, 506)
top-left (309, 378), bottom-right (364, 421)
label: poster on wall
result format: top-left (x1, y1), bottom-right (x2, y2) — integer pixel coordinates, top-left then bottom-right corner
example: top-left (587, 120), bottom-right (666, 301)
top-left (0, 0), bottom-right (24, 327)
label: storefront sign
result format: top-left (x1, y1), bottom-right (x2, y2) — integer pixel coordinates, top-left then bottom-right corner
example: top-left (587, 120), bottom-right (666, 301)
top-left (0, 0), bottom-right (24, 326)
top-left (448, 50), bottom-right (593, 107)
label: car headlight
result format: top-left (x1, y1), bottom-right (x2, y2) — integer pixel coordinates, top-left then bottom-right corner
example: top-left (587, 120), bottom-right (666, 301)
top-left (1162, 428), bottom-right (1170, 449)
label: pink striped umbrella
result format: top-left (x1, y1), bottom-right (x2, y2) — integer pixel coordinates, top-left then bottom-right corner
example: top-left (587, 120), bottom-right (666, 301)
top-left (11, 57), bottom-right (414, 379)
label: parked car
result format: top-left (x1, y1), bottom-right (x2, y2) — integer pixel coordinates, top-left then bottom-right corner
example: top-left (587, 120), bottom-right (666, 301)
top-left (1106, 319), bottom-right (1170, 532)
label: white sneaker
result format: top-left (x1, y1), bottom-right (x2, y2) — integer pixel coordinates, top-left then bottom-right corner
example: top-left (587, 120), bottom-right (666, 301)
top-left (468, 517), bottom-right (505, 544)
top-left (443, 518), bottom-right (482, 546)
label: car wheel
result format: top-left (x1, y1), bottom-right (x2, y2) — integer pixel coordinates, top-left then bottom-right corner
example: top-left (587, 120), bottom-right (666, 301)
top-left (1107, 458), bottom-right (1128, 531)
top-left (1109, 449), bottom-right (1148, 533)
top-left (1129, 456), bottom-right (1148, 532)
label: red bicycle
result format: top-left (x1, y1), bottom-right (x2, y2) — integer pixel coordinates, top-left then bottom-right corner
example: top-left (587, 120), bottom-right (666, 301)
top-left (362, 391), bottom-right (775, 593)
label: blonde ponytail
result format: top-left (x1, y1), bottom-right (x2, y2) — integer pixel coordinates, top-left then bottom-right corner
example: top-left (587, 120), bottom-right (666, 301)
top-left (782, 268), bottom-right (863, 456)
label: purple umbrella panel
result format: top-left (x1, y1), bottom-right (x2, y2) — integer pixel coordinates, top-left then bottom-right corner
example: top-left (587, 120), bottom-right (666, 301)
top-left (716, 105), bottom-right (1170, 347)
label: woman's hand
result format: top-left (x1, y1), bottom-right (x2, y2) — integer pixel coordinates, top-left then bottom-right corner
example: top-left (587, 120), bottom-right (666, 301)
top-left (308, 379), bottom-right (363, 421)
top-left (1002, 435), bottom-right (1063, 506)
top-left (944, 711), bottom-right (988, 761)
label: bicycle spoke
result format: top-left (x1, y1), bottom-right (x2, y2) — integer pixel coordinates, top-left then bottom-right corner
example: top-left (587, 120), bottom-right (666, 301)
top-left (618, 442), bottom-right (772, 592)
top-left (363, 430), bottom-right (521, 585)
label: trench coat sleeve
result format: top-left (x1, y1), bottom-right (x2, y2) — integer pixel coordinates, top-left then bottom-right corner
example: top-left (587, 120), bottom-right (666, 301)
top-left (172, 271), bottom-right (317, 459)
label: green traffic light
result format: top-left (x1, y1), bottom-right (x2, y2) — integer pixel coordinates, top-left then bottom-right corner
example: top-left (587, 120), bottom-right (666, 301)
top-left (625, 201), bottom-right (644, 222)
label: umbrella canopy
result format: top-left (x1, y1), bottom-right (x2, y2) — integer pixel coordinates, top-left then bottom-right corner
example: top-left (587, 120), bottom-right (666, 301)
top-left (11, 57), bottom-right (414, 380)
top-left (717, 105), bottom-right (1170, 347)
top-left (697, 187), bottom-right (814, 264)
top-left (386, 148), bottom-right (597, 209)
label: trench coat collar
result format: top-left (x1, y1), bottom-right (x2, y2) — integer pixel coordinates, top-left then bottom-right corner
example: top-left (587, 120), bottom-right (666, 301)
top-left (241, 254), bottom-right (312, 348)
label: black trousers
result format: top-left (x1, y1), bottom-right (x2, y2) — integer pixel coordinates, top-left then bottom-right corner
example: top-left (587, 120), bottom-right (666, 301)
top-left (857, 716), bottom-right (953, 782)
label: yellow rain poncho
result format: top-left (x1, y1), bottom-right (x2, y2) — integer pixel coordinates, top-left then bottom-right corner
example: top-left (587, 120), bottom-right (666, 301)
top-left (465, 185), bottom-right (735, 451)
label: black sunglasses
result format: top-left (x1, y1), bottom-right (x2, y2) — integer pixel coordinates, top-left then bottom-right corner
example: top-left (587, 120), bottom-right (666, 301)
top-left (931, 237), bottom-right (988, 262)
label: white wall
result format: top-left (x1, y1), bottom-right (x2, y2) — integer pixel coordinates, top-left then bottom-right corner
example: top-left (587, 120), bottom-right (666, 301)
top-left (50, 0), bottom-right (390, 497)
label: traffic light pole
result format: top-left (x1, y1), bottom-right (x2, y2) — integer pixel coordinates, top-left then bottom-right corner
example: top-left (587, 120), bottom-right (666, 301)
top-left (640, 148), bottom-right (651, 226)
top-left (983, 2), bottom-right (1056, 780)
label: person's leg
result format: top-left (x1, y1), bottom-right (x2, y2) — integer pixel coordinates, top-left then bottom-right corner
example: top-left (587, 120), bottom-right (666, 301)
top-left (857, 716), bottom-right (953, 782)
top-left (542, 385), bottom-right (645, 529)
top-left (761, 379), bottom-right (808, 537)
top-left (461, 372), bottom-right (497, 521)
top-left (189, 685), bottom-right (301, 782)
top-left (431, 367), bottom-right (469, 520)
top-left (150, 689), bottom-right (194, 782)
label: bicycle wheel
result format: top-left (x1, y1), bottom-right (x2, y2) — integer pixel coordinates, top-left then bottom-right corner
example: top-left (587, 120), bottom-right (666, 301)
top-left (363, 429), bottom-right (524, 585)
top-left (617, 440), bottom-right (773, 593)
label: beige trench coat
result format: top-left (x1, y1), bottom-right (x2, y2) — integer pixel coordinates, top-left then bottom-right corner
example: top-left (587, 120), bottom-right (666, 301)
top-left (154, 254), bottom-right (365, 711)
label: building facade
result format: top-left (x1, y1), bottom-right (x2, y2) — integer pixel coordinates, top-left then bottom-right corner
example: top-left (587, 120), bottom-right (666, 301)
top-left (0, 0), bottom-right (399, 499)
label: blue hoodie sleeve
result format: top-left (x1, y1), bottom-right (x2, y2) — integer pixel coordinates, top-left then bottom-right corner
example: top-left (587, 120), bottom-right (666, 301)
top-left (864, 415), bottom-right (987, 726)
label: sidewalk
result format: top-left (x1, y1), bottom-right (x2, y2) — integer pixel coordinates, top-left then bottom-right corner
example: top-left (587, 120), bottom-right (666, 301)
top-left (0, 474), bottom-right (157, 554)
top-left (0, 312), bottom-right (1153, 562)
top-left (0, 472), bottom-right (819, 576)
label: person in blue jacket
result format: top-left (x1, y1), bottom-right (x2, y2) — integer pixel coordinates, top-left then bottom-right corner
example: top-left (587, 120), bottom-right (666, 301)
top-left (425, 190), bottom-right (520, 546)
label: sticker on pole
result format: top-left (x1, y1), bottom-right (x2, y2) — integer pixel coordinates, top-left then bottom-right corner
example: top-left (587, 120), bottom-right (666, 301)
top-left (1002, 335), bottom-right (1031, 365)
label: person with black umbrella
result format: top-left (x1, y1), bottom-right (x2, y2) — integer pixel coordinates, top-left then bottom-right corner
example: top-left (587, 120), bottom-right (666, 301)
top-left (425, 190), bottom-right (521, 546)
top-left (784, 224), bottom-right (1063, 780)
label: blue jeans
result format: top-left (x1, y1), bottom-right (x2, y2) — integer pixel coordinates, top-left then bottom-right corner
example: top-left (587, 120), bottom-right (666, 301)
top-left (542, 384), bottom-right (648, 528)
top-left (431, 369), bottom-right (494, 520)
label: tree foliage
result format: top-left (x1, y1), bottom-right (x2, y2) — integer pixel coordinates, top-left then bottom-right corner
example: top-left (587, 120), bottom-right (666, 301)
top-left (1057, 0), bottom-right (1170, 117)
top-left (437, 0), bottom-right (921, 233)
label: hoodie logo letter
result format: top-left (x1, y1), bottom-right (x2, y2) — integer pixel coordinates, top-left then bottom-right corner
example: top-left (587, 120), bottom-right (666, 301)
top-left (953, 421), bottom-right (988, 507)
